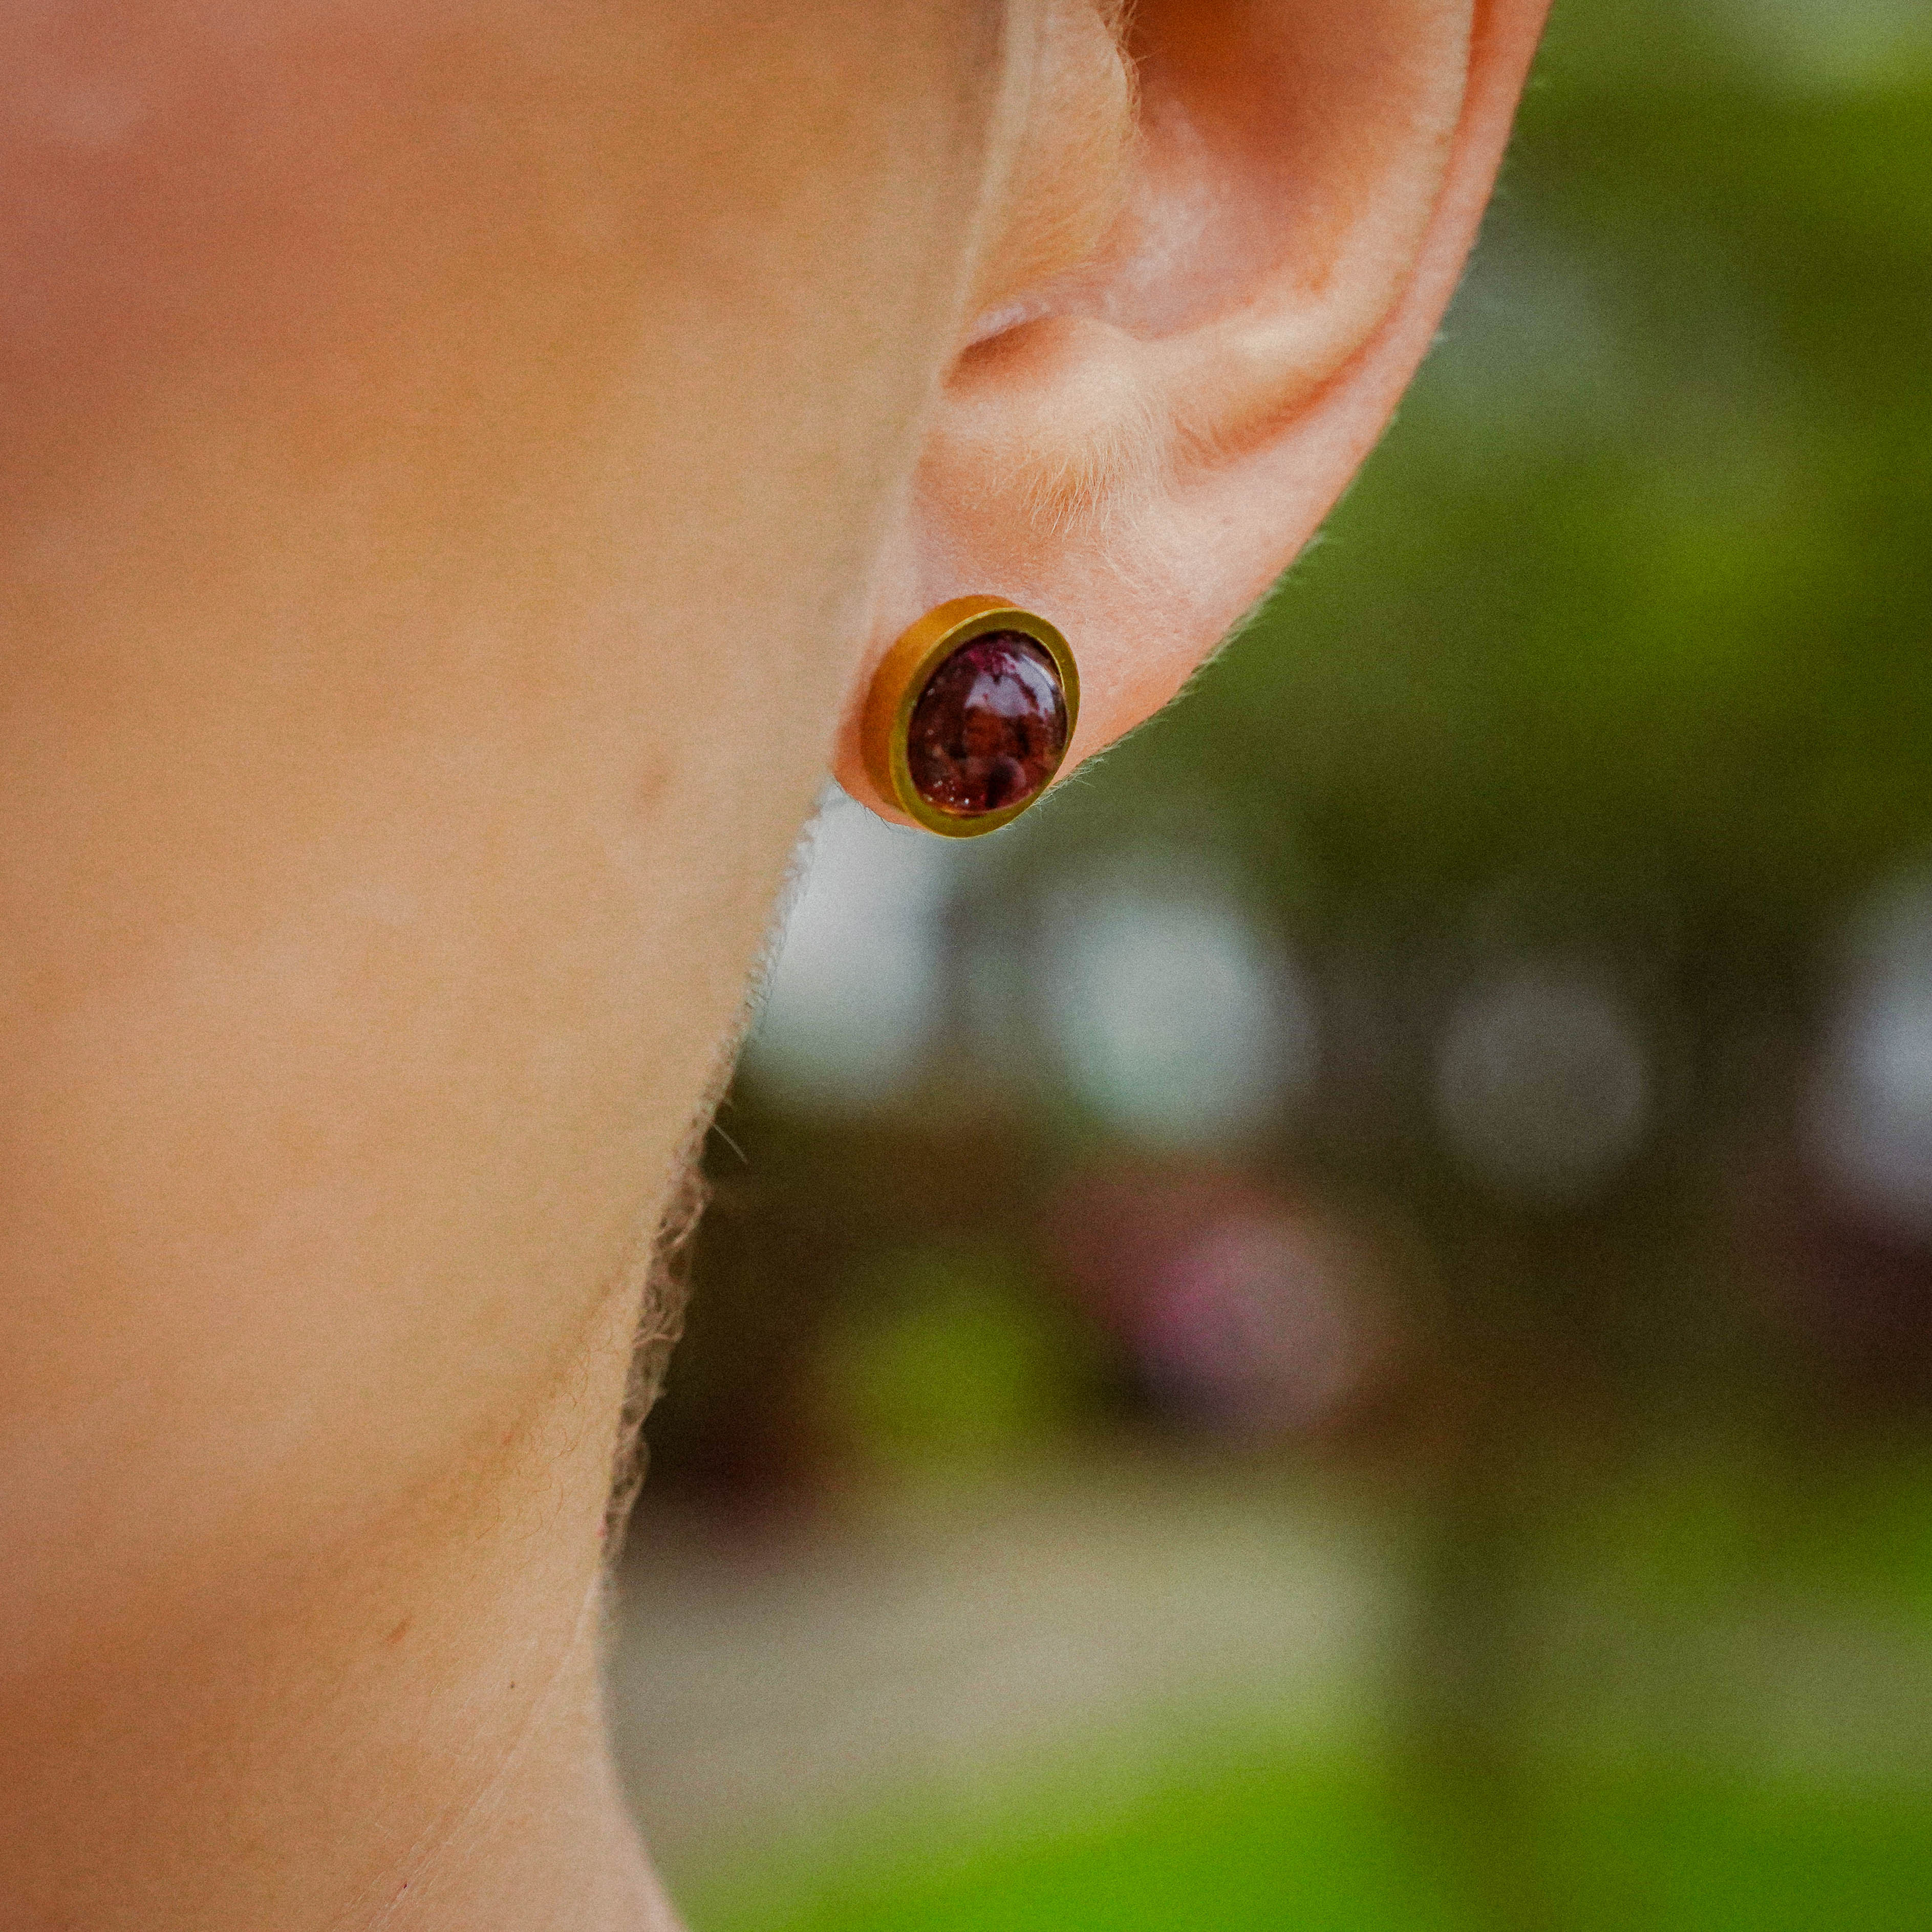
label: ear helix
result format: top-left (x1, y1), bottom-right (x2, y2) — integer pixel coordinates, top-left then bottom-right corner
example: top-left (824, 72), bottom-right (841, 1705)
top-left (856, 596), bottom-right (1080, 839)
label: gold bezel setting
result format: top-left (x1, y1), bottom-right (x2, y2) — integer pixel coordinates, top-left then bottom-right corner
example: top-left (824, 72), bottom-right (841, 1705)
top-left (860, 595), bottom-right (1080, 839)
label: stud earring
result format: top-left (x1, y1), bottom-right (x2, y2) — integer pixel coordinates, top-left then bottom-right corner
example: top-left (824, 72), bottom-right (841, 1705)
top-left (860, 596), bottom-right (1080, 838)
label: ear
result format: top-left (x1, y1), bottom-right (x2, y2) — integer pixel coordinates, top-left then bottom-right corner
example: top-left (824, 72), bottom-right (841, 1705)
top-left (837, 0), bottom-right (1552, 820)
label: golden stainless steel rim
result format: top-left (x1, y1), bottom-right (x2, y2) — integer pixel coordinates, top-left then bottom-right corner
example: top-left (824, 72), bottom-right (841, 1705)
top-left (860, 595), bottom-right (1080, 839)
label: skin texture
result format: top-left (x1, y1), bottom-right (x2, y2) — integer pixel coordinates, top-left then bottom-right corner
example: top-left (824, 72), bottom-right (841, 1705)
top-left (0, 2), bottom-right (1548, 1926)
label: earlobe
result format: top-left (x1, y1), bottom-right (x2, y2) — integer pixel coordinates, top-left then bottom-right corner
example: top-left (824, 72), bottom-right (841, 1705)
top-left (836, 0), bottom-right (1551, 825)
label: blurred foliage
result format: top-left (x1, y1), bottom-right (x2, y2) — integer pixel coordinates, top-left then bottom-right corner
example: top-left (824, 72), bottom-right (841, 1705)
top-left (646, 4), bottom-right (1932, 1926)
top-left (684, 1755), bottom-right (1931, 1932)
top-left (1180, 55), bottom-right (1932, 944)
top-left (818, 1249), bottom-right (1090, 1480)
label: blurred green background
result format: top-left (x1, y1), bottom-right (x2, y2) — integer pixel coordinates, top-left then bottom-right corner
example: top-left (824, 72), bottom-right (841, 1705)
top-left (612, 4), bottom-right (1932, 1927)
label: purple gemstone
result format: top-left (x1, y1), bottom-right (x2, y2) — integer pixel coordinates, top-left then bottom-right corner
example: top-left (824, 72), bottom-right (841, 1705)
top-left (906, 632), bottom-right (1069, 820)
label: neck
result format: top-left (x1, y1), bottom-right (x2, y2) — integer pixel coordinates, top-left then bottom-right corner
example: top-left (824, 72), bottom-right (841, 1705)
top-left (0, 1281), bottom-right (676, 1932)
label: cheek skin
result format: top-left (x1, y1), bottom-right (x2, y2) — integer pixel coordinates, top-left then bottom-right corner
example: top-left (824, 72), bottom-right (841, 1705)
top-left (0, 2), bottom-right (1000, 1648)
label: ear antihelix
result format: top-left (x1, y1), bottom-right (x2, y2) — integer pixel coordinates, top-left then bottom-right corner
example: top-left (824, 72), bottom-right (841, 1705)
top-left (855, 596), bottom-right (1079, 839)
